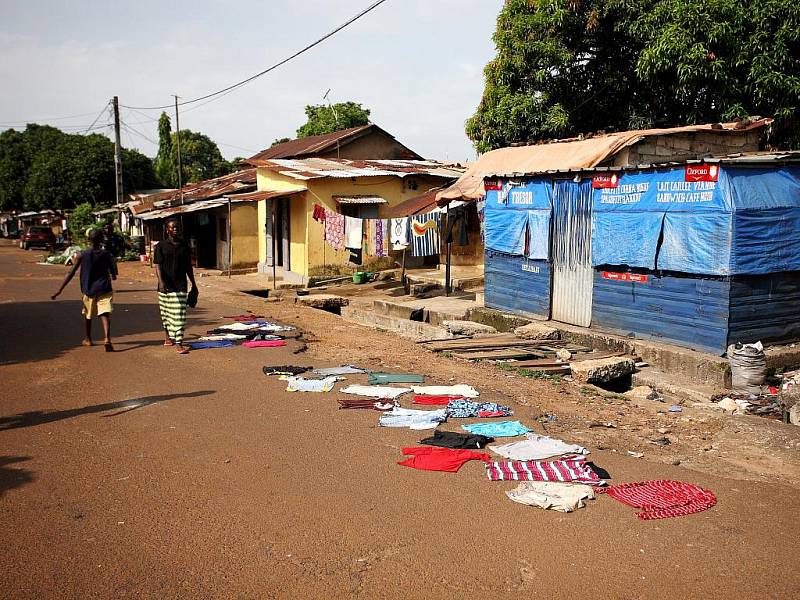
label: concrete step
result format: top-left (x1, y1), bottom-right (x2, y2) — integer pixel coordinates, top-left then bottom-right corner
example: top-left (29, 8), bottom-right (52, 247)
top-left (631, 367), bottom-right (724, 405)
top-left (340, 306), bottom-right (453, 341)
top-left (371, 297), bottom-right (477, 327)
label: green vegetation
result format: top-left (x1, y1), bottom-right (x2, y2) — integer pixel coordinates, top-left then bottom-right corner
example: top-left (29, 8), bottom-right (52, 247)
top-left (295, 102), bottom-right (371, 138)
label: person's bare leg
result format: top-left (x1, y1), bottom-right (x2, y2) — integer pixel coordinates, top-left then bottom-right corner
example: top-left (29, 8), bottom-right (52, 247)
top-left (163, 327), bottom-right (173, 346)
top-left (100, 314), bottom-right (113, 351)
top-left (82, 318), bottom-right (92, 346)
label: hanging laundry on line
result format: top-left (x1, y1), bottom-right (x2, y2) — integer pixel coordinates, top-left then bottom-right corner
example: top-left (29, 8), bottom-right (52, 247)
top-left (263, 365), bottom-right (312, 376)
top-left (390, 217), bottom-right (410, 250)
top-left (410, 212), bottom-right (441, 257)
top-left (418, 430), bottom-right (494, 449)
top-left (462, 421), bottom-right (531, 437)
top-left (313, 365), bottom-right (365, 376)
top-left (242, 340), bottom-right (286, 348)
top-left (506, 482), bottom-right (596, 513)
top-left (367, 372), bottom-right (425, 385)
top-left (286, 376), bottom-right (341, 393)
top-left (340, 385), bottom-right (411, 400)
top-left (412, 394), bottom-right (466, 405)
top-left (337, 399), bottom-right (396, 411)
top-left (344, 216), bottom-right (363, 250)
top-left (324, 208), bottom-right (345, 251)
top-left (398, 447), bottom-right (490, 473)
top-left (412, 384), bottom-right (479, 398)
top-left (600, 480), bottom-right (717, 520)
top-left (485, 458), bottom-right (603, 485)
top-left (446, 399), bottom-right (512, 418)
top-left (188, 340), bottom-right (235, 350)
top-left (379, 407), bottom-right (447, 430)
top-left (489, 433), bottom-right (589, 461)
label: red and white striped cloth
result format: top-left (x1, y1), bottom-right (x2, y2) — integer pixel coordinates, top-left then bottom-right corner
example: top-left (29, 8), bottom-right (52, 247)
top-left (485, 458), bottom-right (602, 485)
top-left (599, 480), bottom-right (717, 520)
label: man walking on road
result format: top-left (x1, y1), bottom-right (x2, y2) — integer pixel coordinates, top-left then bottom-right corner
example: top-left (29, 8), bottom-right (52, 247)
top-left (51, 228), bottom-right (117, 351)
top-left (154, 218), bottom-right (197, 355)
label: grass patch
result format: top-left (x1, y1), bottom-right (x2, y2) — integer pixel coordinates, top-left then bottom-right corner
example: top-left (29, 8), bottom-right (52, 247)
top-left (518, 369), bottom-right (563, 382)
top-left (441, 351), bottom-right (453, 358)
top-left (496, 363), bottom-right (516, 372)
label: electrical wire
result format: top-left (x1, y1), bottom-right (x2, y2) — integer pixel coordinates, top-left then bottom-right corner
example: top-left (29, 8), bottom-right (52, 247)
top-left (120, 120), bottom-right (158, 146)
top-left (82, 101), bottom-right (112, 134)
top-left (121, 0), bottom-right (390, 111)
top-left (0, 108), bottom-right (111, 126)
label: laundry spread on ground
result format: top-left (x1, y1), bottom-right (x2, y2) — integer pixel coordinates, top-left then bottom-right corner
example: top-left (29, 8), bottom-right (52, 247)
top-left (398, 447), bottom-right (490, 473)
top-left (379, 407), bottom-right (448, 430)
top-left (337, 399), bottom-right (396, 411)
top-left (462, 421), bottom-right (531, 437)
top-left (285, 376), bottom-right (340, 393)
top-left (188, 340), bottom-right (235, 350)
top-left (242, 340), bottom-right (287, 348)
top-left (489, 434), bottom-right (589, 461)
top-left (198, 333), bottom-right (248, 341)
top-left (312, 366), bottom-right (366, 376)
top-left (600, 480), bottom-right (717, 520)
top-left (341, 385), bottom-right (411, 400)
top-left (485, 458), bottom-right (603, 485)
top-left (263, 365), bottom-right (313, 376)
top-left (446, 399), bottom-right (512, 418)
top-left (411, 384), bottom-right (479, 398)
top-left (367, 372), bottom-right (426, 385)
top-left (412, 394), bottom-right (466, 405)
top-left (418, 430), bottom-right (494, 449)
top-left (506, 481), bottom-right (596, 512)
top-left (223, 314), bottom-right (265, 321)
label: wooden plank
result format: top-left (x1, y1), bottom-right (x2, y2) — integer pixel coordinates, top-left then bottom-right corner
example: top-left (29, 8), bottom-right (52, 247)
top-left (452, 348), bottom-right (548, 360)
top-left (424, 338), bottom-right (544, 352)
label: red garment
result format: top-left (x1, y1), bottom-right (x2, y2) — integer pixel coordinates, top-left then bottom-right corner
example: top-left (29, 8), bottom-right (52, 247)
top-left (312, 203), bottom-right (326, 222)
top-left (600, 480), bottom-right (717, 520)
top-left (223, 314), bottom-right (265, 321)
top-left (242, 340), bottom-right (286, 348)
top-left (412, 394), bottom-right (466, 405)
top-left (398, 447), bottom-right (490, 473)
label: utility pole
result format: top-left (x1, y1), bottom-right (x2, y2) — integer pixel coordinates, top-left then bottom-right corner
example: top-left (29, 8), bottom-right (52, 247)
top-left (112, 96), bottom-right (124, 207)
top-left (173, 95), bottom-right (184, 204)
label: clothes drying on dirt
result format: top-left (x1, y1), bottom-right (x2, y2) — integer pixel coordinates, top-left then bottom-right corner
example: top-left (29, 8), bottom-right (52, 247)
top-left (506, 482), bottom-right (596, 513)
top-left (378, 407), bottom-right (447, 430)
top-left (242, 340), bottom-right (287, 348)
top-left (412, 395), bottom-right (466, 405)
top-left (249, 333), bottom-right (284, 341)
top-left (398, 447), bottom-right (490, 473)
top-left (411, 384), bottom-right (479, 398)
top-left (600, 480), bottom-right (717, 520)
top-left (188, 340), bottom-right (234, 350)
top-left (446, 399), bottom-right (512, 418)
top-left (461, 421), bottom-right (531, 438)
top-left (489, 434), bottom-right (589, 461)
top-left (337, 399), bottom-right (396, 411)
top-left (418, 430), bottom-right (494, 450)
top-left (341, 385), bottom-right (411, 400)
top-left (223, 314), bottom-right (265, 321)
top-left (198, 333), bottom-right (248, 341)
top-left (367, 372), bottom-right (425, 385)
top-left (263, 365), bottom-right (313, 376)
top-left (285, 376), bottom-right (340, 393)
top-left (312, 365), bottom-right (365, 376)
top-left (485, 458), bottom-right (603, 485)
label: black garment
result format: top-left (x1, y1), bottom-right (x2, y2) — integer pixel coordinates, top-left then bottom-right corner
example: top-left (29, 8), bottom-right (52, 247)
top-left (102, 233), bottom-right (125, 257)
top-left (154, 238), bottom-right (192, 293)
top-left (263, 365), bottom-right (313, 376)
top-left (348, 248), bottom-right (363, 265)
top-left (445, 207), bottom-right (469, 246)
top-left (418, 430), bottom-right (494, 450)
top-left (78, 248), bottom-right (114, 297)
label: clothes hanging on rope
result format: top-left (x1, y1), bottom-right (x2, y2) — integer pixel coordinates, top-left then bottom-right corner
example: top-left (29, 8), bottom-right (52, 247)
top-left (312, 203), bottom-right (326, 222)
top-left (324, 209), bottom-right (345, 251)
top-left (411, 212), bottom-right (441, 257)
top-left (344, 216), bottom-right (363, 249)
top-left (349, 248), bottom-right (363, 265)
top-left (375, 219), bottom-right (388, 257)
top-left (445, 206), bottom-right (469, 246)
top-left (390, 217), bottom-right (410, 250)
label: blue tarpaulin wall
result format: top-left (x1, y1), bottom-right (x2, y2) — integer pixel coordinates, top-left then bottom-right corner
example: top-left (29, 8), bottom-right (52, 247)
top-left (485, 181), bottom-right (552, 260)
top-left (592, 165), bottom-right (800, 275)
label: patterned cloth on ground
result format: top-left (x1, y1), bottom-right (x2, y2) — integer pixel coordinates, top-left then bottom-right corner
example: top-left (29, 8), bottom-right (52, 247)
top-left (411, 384), bottom-right (479, 398)
top-left (242, 340), bottom-right (286, 348)
top-left (412, 395), bottom-right (466, 405)
top-left (418, 430), bottom-right (494, 449)
top-left (378, 407), bottom-right (447, 430)
top-left (446, 399), bottom-right (512, 418)
top-left (390, 217), bottom-right (410, 250)
top-left (410, 212), bottom-right (441, 257)
top-left (285, 376), bottom-right (340, 393)
top-left (340, 385), bottom-right (411, 400)
top-left (600, 480), bottom-right (717, 520)
top-left (462, 421), bottom-right (531, 437)
top-left (324, 209), bottom-right (345, 251)
top-left (338, 399), bottom-right (397, 411)
top-left (489, 433), bottom-right (589, 461)
top-left (398, 447), bottom-right (490, 473)
top-left (198, 333), bottom-right (248, 341)
top-left (158, 291), bottom-right (188, 344)
top-left (188, 340), bottom-right (233, 350)
top-left (263, 365), bottom-right (312, 376)
top-left (506, 482), bottom-right (596, 512)
top-left (485, 458), bottom-right (602, 485)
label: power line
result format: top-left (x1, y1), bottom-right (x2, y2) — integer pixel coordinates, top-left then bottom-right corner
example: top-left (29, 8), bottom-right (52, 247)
top-left (0, 108), bottom-right (111, 125)
top-left (121, 0), bottom-right (390, 111)
top-left (82, 101), bottom-right (112, 134)
top-left (120, 119), bottom-right (158, 145)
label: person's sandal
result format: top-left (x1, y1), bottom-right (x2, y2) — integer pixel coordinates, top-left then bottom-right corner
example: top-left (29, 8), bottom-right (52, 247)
top-left (104, 342), bottom-right (114, 352)
top-left (175, 345), bottom-right (189, 355)
top-left (82, 339), bottom-right (93, 347)
top-left (163, 340), bottom-right (174, 347)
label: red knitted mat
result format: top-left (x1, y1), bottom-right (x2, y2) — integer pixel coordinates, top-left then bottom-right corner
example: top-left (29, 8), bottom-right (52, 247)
top-left (600, 480), bottom-right (717, 520)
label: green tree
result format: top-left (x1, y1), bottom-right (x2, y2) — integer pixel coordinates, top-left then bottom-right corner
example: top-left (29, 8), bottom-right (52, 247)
top-left (271, 137), bottom-right (291, 147)
top-left (153, 119), bottom-right (233, 187)
top-left (154, 112), bottom-right (174, 186)
top-left (67, 202), bottom-right (96, 242)
top-left (467, 0), bottom-right (800, 152)
top-left (295, 102), bottom-right (371, 138)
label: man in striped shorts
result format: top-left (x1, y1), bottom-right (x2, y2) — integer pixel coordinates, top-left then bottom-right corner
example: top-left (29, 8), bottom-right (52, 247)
top-left (154, 219), bottom-right (197, 354)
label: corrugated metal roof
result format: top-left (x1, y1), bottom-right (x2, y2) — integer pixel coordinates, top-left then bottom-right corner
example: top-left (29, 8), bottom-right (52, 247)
top-left (249, 157), bottom-right (464, 181)
top-left (333, 195), bottom-right (386, 204)
top-left (244, 124), bottom-right (423, 162)
top-left (223, 189), bottom-right (304, 202)
top-left (130, 169), bottom-right (257, 215)
top-left (136, 189), bottom-right (302, 221)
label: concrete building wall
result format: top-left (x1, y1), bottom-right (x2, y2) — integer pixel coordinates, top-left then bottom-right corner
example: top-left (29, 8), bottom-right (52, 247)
top-left (611, 131), bottom-right (761, 167)
top-left (230, 203), bottom-right (259, 269)
top-left (316, 130), bottom-right (420, 160)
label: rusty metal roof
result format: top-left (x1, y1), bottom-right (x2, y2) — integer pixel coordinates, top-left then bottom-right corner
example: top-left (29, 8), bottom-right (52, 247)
top-left (130, 169), bottom-right (257, 215)
top-left (333, 195), bottom-right (387, 204)
top-left (244, 124), bottom-right (422, 162)
top-left (248, 157), bottom-right (464, 181)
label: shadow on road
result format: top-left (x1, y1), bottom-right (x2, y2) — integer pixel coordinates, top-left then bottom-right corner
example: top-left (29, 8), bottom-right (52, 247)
top-left (0, 456), bottom-right (34, 497)
top-left (0, 390), bottom-right (216, 431)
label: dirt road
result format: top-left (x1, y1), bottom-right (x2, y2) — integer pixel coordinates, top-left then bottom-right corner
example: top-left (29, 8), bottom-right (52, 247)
top-left (1, 241), bottom-right (799, 599)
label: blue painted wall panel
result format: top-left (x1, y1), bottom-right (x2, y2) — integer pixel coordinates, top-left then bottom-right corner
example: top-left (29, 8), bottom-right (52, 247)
top-left (591, 269), bottom-right (730, 353)
top-left (728, 272), bottom-right (800, 346)
top-left (485, 251), bottom-right (551, 319)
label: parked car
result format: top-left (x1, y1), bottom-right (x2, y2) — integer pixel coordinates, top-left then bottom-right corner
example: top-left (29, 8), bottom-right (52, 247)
top-left (20, 226), bottom-right (56, 250)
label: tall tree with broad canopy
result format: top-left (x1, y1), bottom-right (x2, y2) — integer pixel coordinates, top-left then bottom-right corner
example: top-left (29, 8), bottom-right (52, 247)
top-left (466, 0), bottom-right (800, 153)
top-left (295, 102), bottom-right (371, 138)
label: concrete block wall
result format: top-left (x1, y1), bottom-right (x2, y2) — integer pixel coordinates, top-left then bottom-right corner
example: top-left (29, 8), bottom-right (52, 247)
top-left (618, 131), bottom-right (761, 166)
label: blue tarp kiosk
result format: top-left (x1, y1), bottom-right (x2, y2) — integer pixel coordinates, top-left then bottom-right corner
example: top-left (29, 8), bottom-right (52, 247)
top-left (483, 156), bottom-right (800, 353)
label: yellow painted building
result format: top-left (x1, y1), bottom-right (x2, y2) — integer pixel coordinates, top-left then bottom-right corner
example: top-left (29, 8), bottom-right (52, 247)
top-left (250, 159), bottom-right (464, 282)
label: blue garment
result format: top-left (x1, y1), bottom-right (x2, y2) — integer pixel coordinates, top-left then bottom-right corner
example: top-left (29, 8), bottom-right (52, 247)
top-left (78, 248), bottom-right (114, 297)
top-left (462, 421), bottom-right (531, 437)
top-left (410, 212), bottom-right (441, 257)
top-left (188, 340), bottom-right (234, 349)
top-left (446, 400), bottom-right (512, 418)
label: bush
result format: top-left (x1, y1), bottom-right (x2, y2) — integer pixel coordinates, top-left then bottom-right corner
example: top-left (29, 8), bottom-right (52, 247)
top-left (67, 202), bottom-right (96, 242)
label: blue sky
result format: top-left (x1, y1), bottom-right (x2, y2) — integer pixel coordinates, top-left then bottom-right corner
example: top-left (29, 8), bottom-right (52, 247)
top-left (0, 0), bottom-right (504, 162)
